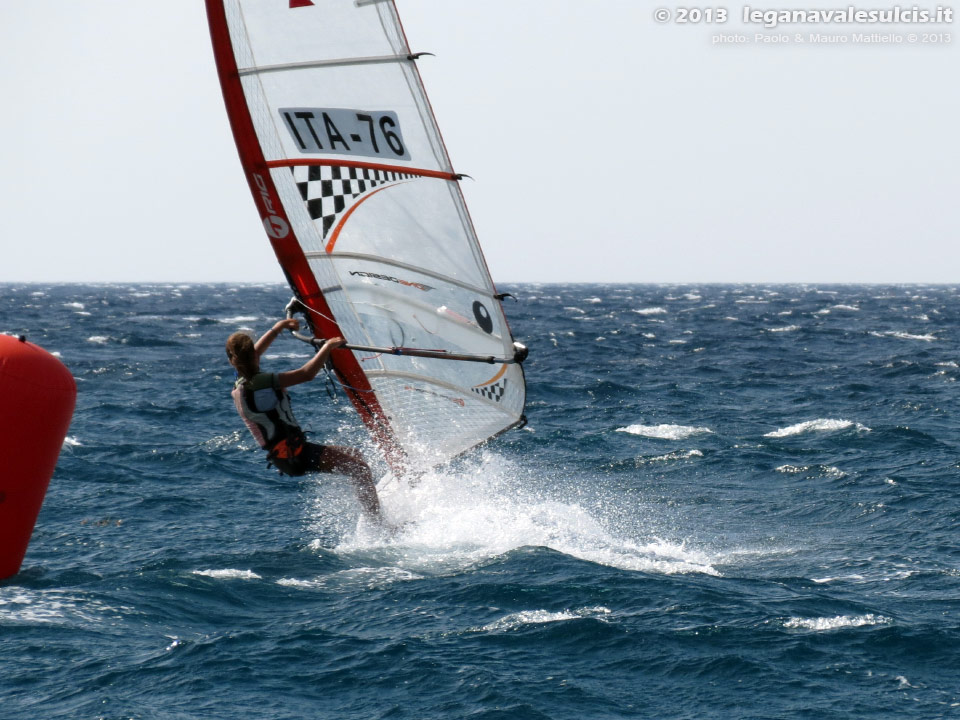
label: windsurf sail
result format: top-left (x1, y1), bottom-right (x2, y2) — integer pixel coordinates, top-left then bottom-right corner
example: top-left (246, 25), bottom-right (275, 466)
top-left (206, 0), bottom-right (527, 473)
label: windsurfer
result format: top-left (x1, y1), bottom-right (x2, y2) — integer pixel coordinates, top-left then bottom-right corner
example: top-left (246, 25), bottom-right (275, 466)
top-left (226, 319), bottom-right (382, 521)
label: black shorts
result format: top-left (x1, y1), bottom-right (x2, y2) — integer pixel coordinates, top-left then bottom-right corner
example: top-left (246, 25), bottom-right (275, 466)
top-left (270, 441), bottom-right (328, 477)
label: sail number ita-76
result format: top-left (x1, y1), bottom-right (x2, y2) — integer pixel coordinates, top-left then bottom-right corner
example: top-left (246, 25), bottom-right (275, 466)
top-left (280, 108), bottom-right (410, 161)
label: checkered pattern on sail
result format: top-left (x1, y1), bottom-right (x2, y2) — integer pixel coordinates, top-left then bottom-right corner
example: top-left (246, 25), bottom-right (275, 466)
top-left (290, 165), bottom-right (415, 238)
top-left (471, 379), bottom-right (508, 403)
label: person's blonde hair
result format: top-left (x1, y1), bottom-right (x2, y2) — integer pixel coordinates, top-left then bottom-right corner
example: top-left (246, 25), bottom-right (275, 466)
top-left (225, 332), bottom-right (258, 381)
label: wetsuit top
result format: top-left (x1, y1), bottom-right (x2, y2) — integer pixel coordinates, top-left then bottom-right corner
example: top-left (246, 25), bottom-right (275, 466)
top-left (231, 372), bottom-right (302, 452)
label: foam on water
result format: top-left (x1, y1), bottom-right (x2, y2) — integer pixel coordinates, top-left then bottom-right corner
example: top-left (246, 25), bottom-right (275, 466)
top-left (774, 464), bottom-right (847, 479)
top-left (812, 574), bottom-right (868, 584)
top-left (765, 419), bottom-right (870, 438)
top-left (869, 330), bottom-right (937, 342)
top-left (278, 567), bottom-right (422, 591)
top-left (0, 588), bottom-right (126, 627)
top-left (192, 569), bottom-right (262, 581)
top-left (479, 606), bottom-right (612, 633)
top-left (617, 424), bottom-right (713, 440)
top-left (784, 614), bottom-right (891, 631)
top-left (639, 449), bottom-right (704, 464)
top-left (634, 307), bottom-right (667, 316)
top-left (328, 454), bottom-right (721, 577)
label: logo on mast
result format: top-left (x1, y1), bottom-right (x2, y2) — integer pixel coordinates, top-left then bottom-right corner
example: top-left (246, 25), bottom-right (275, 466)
top-left (289, 0), bottom-right (314, 7)
top-left (252, 173), bottom-right (290, 239)
top-left (263, 216), bottom-right (291, 239)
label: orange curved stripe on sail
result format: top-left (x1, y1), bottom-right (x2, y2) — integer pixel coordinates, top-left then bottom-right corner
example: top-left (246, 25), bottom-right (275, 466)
top-left (474, 363), bottom-right (508, 388)
top-left (325, 183), bottom-right (401, 254)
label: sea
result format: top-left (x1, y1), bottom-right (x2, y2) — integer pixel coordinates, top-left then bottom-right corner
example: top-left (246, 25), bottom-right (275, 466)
top-left (2, 283), bottom-right (959, 719)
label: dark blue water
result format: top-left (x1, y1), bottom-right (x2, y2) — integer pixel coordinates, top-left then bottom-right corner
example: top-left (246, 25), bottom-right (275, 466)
top-left (2, 283), bottom-right (959, 719)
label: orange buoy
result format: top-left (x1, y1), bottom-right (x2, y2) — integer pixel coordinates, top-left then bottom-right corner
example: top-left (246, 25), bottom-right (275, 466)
top-left (0, 334), bottom-right (76, 580)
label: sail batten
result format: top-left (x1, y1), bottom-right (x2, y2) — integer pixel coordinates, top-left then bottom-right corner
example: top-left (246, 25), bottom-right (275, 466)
top-left (238, 53), bottom-right (416, 76)
top-left (207, 0), bottom-right (526, 473)
top-left (303, 252), bottom-right (494, 296)
top-left (266, 159), bottom-right (457, 181)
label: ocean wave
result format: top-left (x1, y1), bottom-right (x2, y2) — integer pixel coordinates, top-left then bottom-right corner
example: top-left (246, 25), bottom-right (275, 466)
top-left (86, 336), bottom-right (111, 344)
top-left (768, 325), bottom-right (800, 333)
top-left (774, 464), bottom-right (846, 479)
top-left (276, 577), bottom-right (321, 589)
top-left (640, 450), bottom-right (704, 464)
top-left (278, 567), bottom-right (422, 591)
top-left (192, 569), bottom-right (262, 580)
top-left (0, 588), bottom-right (128, 626)
top-left (480, 606), bottom-right (611, 633)
top-left (335, 456), bottom-right (723, 577)
top-left (869, 330), bottom-right (937, 342)
top-left (200, 431), bottom-right (254, 452)
top-left (784, 614), bottom-right (890, 631)
top-left (633, 307), bottom-right (667, 316)
top-left (811, 574), bottom-right (867, 584)
top-left (617, 424), bottom-right (713, 440)
top-left (775, 464), bottom-right (806, 474)
top-left (765, 419), bottom-right (870, 438)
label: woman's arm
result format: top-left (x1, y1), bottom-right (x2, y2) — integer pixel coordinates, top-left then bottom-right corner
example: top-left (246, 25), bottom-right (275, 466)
top-left (276, 337), bottom-right (346, 388)
top-left (255, 318), bottom-right (299, 358)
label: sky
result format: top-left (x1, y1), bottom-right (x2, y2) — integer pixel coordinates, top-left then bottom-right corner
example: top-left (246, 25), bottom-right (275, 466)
top-left (0, 1), bottom-right (957, 284)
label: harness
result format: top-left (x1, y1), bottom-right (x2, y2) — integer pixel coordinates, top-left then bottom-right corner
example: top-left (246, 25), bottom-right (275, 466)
top-left (232, 373), bottom-right (305, 462)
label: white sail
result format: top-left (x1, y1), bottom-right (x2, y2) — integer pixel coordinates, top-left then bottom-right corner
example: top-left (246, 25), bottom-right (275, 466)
top-left (207, 0), bottom-right (526, 473)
